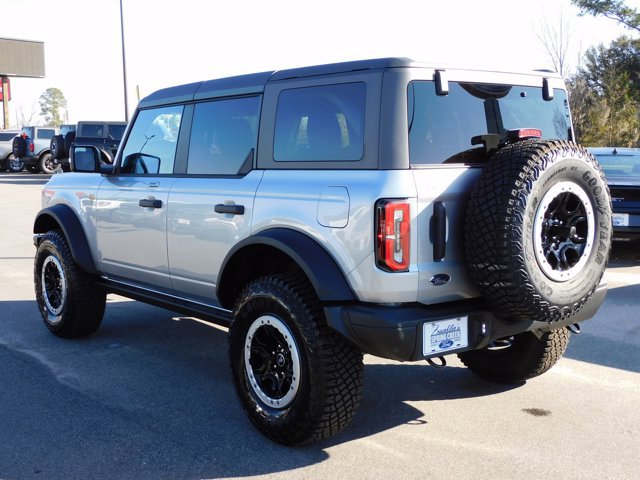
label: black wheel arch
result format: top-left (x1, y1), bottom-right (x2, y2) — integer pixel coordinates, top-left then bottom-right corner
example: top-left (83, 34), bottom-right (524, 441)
top-left (33, 204), bottom-right (98, 275)
top-left (217, 228), bottom-right (356, 309)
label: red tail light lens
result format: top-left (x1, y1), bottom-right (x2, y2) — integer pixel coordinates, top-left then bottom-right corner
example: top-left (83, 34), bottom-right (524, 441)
top-left (508, 128), bottom-right (542, 140)
top-left (375, 199), bottom-right (410, 272)
top-left (29, 141), bottom-right (34, 153)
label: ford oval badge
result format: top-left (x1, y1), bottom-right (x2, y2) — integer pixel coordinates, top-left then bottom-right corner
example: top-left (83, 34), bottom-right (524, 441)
top-left (429, 273), bottom-right (451, 286)
top-left (439, 339), bottom-right (454, 349)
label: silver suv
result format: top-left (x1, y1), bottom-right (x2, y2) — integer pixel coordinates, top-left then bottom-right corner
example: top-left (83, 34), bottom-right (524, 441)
top-left (33, 58), bottom-right (612, 445)
top-left (12, 125), bottom-right (58, 173)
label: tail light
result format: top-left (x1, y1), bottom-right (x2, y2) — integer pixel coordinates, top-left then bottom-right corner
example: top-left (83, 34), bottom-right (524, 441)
top-left (507, 128), bottom-right (542, 141)
top-left (29, 140), bottom-right (34, 153)
top-left (375, 199), bottom-right (410, 272)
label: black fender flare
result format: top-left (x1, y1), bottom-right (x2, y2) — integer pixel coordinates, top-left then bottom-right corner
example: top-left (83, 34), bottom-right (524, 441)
top-left (33, 204), bottom-right (98, 275)
top-left (217, 228), bottom-right (356, 308)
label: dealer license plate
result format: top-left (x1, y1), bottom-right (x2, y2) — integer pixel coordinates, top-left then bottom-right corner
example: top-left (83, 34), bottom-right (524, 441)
top-left (423, 316), bottom-right (469, 356)
top-left (612, 213), bottom-right (629, 227)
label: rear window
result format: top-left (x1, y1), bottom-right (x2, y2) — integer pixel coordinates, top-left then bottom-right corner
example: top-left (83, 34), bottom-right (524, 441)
top-left (36, 129), bottom-right (56, 139)
top-left (591, 150), bottom-right (640, 183)
top-left (274, 82), bottom-right (365, 162)
top-left (408, 81), bottom-right (571, 165)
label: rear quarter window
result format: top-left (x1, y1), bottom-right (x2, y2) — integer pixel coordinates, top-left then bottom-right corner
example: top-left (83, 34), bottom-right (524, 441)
top-left (274, 82), bottom-right (365, 162)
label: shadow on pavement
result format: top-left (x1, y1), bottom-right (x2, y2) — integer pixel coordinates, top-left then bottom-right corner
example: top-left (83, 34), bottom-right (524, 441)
top-left (0, 298), bottom-right (517, 479)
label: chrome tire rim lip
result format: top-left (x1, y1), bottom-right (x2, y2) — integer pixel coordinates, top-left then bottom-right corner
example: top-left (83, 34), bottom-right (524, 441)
top-left (244, 314), bottom-right (300, 409)
top-left (533, 181), bottom-right (594, 282)
top-left (42, 255), bottom-right (67, 320)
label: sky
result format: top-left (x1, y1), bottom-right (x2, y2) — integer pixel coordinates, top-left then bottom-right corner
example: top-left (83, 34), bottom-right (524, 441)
top-left (1, 0), bottom-right (639, 127)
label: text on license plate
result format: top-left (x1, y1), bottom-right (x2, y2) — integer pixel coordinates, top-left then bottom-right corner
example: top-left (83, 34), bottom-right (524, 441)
top-left (423, 316), bottom-right (469, 356)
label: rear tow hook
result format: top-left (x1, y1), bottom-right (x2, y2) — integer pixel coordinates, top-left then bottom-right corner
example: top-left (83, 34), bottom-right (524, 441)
top-left (427, 356), bottom-right (447, 369)
top-left (566, 323), bottom-right (581, 335)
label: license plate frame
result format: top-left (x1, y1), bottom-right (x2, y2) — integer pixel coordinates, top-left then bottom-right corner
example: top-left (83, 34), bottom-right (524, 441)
top-left (423, 316), bottom-right (469, 356)
top-left (612, 213), bottom-right (629, 227)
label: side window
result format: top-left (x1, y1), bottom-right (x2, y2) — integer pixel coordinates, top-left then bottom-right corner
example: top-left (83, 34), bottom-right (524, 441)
top-left (79, 124), bottom-right (104, 138)
top-left (108, 124), bottom-right (126, 141)
top-left (187, 96), bottom-right (260, 175)
top-left (120, 105), bottom-right (183, 174)
top-left (274, 82), bottom-right (365, 162)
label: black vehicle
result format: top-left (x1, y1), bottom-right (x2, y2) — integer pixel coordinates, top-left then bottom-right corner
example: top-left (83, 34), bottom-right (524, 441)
top-left (588, 147), bottom-right (640, 240)
top-left (51, 121), bottom-right (127, 169)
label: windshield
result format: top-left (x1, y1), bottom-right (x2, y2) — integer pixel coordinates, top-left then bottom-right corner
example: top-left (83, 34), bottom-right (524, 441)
top-left (408, 81), bottom-right (571, 165)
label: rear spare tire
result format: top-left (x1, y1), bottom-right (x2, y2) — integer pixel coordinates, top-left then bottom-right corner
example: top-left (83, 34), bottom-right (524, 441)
top-left (51, 134), bottom-right (65, 160)
top-left (12, 136), bottom-right (27, 158)
top-left (64, 131), bottom-right (76, 157)
top-left (465, 140), bottom-right (612, 323)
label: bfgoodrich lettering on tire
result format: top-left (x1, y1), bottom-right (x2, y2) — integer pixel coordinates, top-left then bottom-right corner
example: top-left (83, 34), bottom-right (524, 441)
top-left (229, 274), bottom-right (364, 445)
top-left (34, 231), bottom-right (106, 338)
top-left (466, 140), bottom-right (612, 323)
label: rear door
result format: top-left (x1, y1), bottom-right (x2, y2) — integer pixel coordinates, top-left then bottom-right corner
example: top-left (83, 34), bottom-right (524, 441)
top-left (167, 95), bottom-right (262, 305)
top-left (408, 78), bottom-right (572, 304)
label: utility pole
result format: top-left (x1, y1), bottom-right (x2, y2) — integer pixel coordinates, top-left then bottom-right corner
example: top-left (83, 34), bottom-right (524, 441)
top-left (119, 0), bottom-right (129, 121)
top-left (1, 76), bottom-right (9, 128)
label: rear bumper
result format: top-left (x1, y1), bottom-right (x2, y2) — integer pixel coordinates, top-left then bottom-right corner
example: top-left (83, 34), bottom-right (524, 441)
top-left (324, 283), bottom-right (607, 362)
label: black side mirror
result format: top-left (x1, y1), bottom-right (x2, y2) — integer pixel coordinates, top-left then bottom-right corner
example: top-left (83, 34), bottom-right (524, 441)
top-left (71, 145), bottom-right (101, 172)
top-left (122, 152), bottom-right (161, 174)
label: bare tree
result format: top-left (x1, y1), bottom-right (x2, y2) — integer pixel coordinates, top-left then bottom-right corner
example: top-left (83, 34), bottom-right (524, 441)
top-left (536, 7), bottom-right (573, 77)
top-left (13, 102), bottom-right (40, 128)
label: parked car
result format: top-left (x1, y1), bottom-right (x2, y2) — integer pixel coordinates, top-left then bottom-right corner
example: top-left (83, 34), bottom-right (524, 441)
top-left (51, 121), bottom-right (127, 169)
top-left (34, 57), bottom-right (611, 445)
top-left (588, 147), bottom-right (640, 240)
top-left (12, 126), bottom-right (58, 173)
top-left (0, 130), bottom-right (21, 172)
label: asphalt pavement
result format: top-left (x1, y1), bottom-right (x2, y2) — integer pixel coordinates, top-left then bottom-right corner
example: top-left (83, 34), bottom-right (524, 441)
top-left (0, 171), bottom-right (638, 480)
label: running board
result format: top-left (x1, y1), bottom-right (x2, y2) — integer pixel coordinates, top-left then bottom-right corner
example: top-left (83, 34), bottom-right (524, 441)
top-left (99, 278), bottom-right (233, 327)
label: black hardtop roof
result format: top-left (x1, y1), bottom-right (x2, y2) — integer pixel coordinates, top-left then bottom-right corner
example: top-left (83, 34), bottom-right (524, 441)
top-left (138, 57), bottom-right (416, 108)
top-left (138, 57), bottom-right (560, 109)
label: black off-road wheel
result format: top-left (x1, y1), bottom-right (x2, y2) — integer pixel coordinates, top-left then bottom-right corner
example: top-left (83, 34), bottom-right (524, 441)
top-left (458, 328), bottom-right (570, 383)
top-left (39, 153), bottom-right (61, 174)
top-left (7, 153), bottom-right (24, 173)
top-left (466, 140), bottom-right (612, 323)
top-left (34, 231), bottom-right (106, 338)
top-left (229, 274), bottom-right (364, 445)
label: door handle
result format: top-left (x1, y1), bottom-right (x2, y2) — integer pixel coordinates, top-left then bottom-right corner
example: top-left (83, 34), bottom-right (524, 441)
top-left (139, 198), bottom-right (163, 208)
top-left (431, 201), bottom-right (446, 262)
top-left (214, 204), bottom-right (245, 215)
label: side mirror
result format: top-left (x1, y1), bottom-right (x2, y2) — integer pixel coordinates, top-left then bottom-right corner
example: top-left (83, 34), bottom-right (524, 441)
top-left (121, 152), bottom-right (161, 174)
top-left (71, 145), bottom-right (101, 172)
